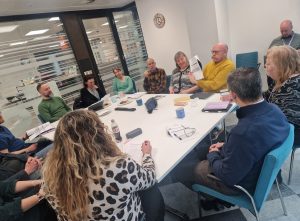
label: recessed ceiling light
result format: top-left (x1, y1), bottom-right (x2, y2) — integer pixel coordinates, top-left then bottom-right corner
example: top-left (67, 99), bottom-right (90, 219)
top-left (118, 25), bottom-right (128, 29)
top-left (0, 55), bottom-right (4, 58)
top-left (86, 31), bottom-right (93, 34)
top-left (25, 29), bottom-right (49, 36)
top-left (57, 23), bottom-right (63, 27)
top-left (0, 25), bottom-right (18, 33)
top-left (9, 41), bottom-right (28, 46)
top-left (101, 22), bottom-right (109, 26)
top-left (48, 17), bottom-right (60, 21)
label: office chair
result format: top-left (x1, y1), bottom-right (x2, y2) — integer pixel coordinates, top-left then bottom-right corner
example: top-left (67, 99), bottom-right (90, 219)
top-left (131, 78), bottom-right (138, 93)
top-left (192, 124), bottom-right (294, 221)
top-left (236, 51), bottom-right (261, 69)
top-left (165, 75), bottom-right (172, 94)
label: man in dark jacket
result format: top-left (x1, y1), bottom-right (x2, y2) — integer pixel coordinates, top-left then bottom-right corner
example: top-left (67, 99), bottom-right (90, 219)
top-left (195, 68), bottom-right (290, 195)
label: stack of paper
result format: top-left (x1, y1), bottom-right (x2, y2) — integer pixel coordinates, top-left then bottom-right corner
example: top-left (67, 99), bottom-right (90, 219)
top-left (26, 122), bottom-right (55, 141)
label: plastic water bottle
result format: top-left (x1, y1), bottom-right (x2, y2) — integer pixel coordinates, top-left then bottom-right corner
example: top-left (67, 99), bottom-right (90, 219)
top-left (111, 119), bottom-right (122, 142)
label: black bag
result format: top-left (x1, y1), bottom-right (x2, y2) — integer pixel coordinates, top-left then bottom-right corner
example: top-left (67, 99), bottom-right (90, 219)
top-left (145, 97), bottom-right (157, 113)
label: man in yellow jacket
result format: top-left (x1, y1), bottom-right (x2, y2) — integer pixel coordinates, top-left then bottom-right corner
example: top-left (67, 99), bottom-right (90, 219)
top-left (190, 43), bottom-right (235, 92)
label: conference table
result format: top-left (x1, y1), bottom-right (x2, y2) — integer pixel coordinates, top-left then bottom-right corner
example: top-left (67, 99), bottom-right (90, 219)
top-left (42, 93), bottom-right (235, 182)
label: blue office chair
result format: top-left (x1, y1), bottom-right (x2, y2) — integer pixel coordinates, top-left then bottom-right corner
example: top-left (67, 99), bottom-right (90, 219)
top-left (192, 124), bottom-right (294, 221)
top-left (131, 78), bottom-right (138, 93)
top-left (236, 51), bottom-right (261, 69)
top-left (288, 138), bottom-right (300, 185)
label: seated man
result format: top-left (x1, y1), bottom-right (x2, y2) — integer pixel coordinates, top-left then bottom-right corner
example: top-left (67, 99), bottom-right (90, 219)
top-left (0, 111), bottom-right (37, 155)
top-left (195, 68), bottom-right (289, 196)
top-left (37, 83), bottom-right (71, 123)
top-left (189, 43), bottom-right (235, 92)
top-left (143, 58), bottom-right (167, 94)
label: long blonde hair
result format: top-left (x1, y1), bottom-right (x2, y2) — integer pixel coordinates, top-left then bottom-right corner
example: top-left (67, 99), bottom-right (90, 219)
top-left (267, 46), bottom-right (300, 86)
top-left (42, 110), bottom-right (125, 221)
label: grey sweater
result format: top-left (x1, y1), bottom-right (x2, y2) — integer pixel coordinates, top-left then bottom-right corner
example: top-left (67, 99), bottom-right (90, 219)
top-left (269, 32), bottom-right (300, 49)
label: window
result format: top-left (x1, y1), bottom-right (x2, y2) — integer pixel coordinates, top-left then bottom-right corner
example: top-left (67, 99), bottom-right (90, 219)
top-left (0, 18), bottom-right (82, 135)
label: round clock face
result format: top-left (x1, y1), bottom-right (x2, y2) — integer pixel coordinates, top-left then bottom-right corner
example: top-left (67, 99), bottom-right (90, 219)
top-left (153, 13), bottom-right (166, 28)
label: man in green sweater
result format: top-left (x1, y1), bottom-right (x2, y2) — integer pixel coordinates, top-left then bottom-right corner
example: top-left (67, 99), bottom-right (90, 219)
top-left (37, 83), bottom-right (71, 123)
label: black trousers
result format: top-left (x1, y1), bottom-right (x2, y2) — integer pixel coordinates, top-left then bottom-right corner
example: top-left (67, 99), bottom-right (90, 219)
top-left (139, 184), bottom-right (165, 221)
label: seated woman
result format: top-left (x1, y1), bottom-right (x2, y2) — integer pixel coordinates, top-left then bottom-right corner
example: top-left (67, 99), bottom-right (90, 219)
top-left (112, 67), bottom-right (135, 95)
top-left (80, 75), bottom-right (104, 108)
top-left (264, 46), bottom-right (300, 183)
top-left (169, 51), bottom-right (199, 94)
top-left (42, 110), bottom-right (164, 221)
top-left (264, 45), bottom-right (300, 145)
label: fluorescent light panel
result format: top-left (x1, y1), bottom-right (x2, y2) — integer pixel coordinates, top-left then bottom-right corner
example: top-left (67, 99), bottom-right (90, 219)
top-left (0, 25), bottom-right (18, 33)
top-left (0, 55), bottom-right (4, 58)
top-left (49, 44), bottom-right (59, 48)
top-left (101, 22), bottom-right (109, 26)
top-left (118, 25), bottom-right (128, 29)
top-left (33, 35), bottom-right (51, 41)
top-left (48, 17), bottom-right (60, 21)
top-left (86, 31), bottom-right (93, 34)
top-left (25, 29), bottom-right (49, 36)
top-left (9, 41), bottom-right (28, 46)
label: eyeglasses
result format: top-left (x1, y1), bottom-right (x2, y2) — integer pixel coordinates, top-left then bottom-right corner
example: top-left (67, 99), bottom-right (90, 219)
top-left (171, 125), bottom-right (196, 140)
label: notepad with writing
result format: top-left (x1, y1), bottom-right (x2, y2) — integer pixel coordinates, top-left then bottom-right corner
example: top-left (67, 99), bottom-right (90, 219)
top-left (202, 101), bottom-right (232, 112)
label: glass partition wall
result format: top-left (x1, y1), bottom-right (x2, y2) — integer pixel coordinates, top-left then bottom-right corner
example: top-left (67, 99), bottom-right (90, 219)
top-left (0, 17), bottom-right (82, 136)
top-left (82, 17), bottom-right (122, 94)
top-left (0, 4), bottom-right (148, 136)
top-left (82, 9), bottom-right (148, 93)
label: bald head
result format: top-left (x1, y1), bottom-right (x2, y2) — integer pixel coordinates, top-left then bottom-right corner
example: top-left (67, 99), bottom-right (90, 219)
top-left (211, 43), bottom-right (228, 63)
top-left (146, 57), bottom-right (157, 71)
top-left (280, 20), bottom-right (293, 38)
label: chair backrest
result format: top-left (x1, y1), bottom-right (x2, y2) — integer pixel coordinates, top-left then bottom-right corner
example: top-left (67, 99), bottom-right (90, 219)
top-left (131, 78), bottom-right (137, 93)
top-left (73, 97), bottom-right (83, 110)
top-left (165, 75), bottom-right (172, 93)
top-left (253, 124), bottom-right (294, 211)
top-left (236, 51), bottom-right (259, 69)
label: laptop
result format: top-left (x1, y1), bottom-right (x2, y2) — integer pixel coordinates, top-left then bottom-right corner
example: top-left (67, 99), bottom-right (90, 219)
top-left (88, 100), bottom-right (104, 111)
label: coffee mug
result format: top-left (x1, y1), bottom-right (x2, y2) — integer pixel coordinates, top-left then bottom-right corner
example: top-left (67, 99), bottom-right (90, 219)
top-left (176, 107), bottom-right (185, 118)
top-left (136, 98), bottom-right (143, 106)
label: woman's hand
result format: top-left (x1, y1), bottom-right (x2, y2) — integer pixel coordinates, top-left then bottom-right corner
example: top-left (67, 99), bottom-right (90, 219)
top-left (169, 87), bottom-right (175, 94)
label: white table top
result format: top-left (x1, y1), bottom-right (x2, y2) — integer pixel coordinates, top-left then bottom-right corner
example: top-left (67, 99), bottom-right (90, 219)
top-left (43, 94), bottom-right (235, 182)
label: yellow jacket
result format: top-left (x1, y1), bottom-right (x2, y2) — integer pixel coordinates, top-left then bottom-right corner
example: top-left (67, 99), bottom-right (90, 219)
top-left (197, 59), bottom-right (235, 92)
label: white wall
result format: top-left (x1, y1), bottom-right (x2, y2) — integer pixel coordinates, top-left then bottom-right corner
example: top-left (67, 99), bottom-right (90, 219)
top-left (184, 0), bottom-right (219, 65)
top-left (226, 0), bottom-right (300, 88)
top-left (135, 0), bottom-right (191, 75)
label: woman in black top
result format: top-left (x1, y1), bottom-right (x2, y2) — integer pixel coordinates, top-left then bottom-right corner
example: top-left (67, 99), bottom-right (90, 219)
top-left (264, 45), bottom-right (300, 145)
top-left (80, 75), bottom-right (104, 108)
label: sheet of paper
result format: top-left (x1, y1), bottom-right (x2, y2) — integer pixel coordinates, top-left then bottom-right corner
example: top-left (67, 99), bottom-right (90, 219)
top-left (26, 122), bottom-right (55, 141)
top-left (121, 141), bottom-right (157, 165)
top-left (189, 55), bottom-right (203, 80)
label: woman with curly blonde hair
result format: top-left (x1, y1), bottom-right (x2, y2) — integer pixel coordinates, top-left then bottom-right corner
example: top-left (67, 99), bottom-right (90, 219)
top-left (42, 110), bottom-right (164, 221)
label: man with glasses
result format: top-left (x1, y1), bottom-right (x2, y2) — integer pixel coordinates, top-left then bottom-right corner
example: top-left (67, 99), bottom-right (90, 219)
top-left (189, 43), bottom-right (234, 92)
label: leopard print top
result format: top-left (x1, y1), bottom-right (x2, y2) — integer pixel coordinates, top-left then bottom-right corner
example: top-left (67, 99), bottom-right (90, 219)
top-left (45, 154), bottom-right (156, 221)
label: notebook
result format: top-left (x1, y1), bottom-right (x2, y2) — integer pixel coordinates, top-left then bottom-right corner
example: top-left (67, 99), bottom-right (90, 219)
top-left (202, 101), bottom-right (232, 112)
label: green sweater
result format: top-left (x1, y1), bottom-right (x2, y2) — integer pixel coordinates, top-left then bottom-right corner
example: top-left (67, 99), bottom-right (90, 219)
top-left (112, 76), bottom-right (135, 95)
top-left (38, 96), bottom-right (71, 123)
